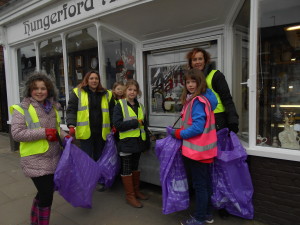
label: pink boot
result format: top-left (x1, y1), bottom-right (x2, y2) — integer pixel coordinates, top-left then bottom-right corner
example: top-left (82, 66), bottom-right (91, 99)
top-left (30, 198), bottom-right (38, 225)
top-left (38, 206), bottom-right (51, 225)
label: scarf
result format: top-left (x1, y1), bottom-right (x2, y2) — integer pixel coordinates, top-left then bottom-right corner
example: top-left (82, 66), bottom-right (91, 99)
top-left (40, 99), bottom-right (53, 114)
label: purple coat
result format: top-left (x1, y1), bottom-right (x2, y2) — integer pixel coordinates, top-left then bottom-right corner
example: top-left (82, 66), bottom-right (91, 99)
top-left (11, 97), bottom-right (67, 177)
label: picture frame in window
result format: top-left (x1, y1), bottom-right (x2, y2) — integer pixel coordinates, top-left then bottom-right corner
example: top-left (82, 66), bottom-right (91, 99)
top-left (76, 69), bottom-right (83, 80)
top-left (75, 55), bottom-right (83, 68)
top-left (89, 56), bottom-right (98, 69)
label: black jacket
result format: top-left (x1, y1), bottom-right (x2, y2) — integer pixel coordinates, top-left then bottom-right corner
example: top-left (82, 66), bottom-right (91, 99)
top-left (113, 99), bottom-right (150, 153)
top-left (203, 64), bottom-right (239, 131)
top-left (66, 86), bottom-right (115, 137)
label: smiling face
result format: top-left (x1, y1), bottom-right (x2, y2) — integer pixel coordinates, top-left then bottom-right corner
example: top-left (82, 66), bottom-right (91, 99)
top-left (114, 84), bottom-right (124, 99)
top-left (191, 51), bottom-right (206, 71)
top-left (126, 84), bottom-right (138, 102)
top-left (88, 73), bottom-right (100, 91)
top-left (31, 81), bottom-right (48, 103)
top-left (185, 78), bottom-right (197, 94)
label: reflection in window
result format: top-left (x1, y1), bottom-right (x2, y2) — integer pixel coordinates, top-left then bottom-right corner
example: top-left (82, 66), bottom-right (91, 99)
top-left (258, 0), bottom-right (300, 149)
top-left (101, 28), bottom-right (136, 90)
top-left (39, 36), bottom-right (65, 122)
top-left (17, 44), bottom-right (36, 99)
top-left (233, 0), bottom-right (250, 142)
top-left (66, 26), bottom-right (98, 92)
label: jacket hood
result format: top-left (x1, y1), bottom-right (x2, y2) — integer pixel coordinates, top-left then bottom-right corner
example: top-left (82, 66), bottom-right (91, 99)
top-left (203, 88), bottom-right (218, 111)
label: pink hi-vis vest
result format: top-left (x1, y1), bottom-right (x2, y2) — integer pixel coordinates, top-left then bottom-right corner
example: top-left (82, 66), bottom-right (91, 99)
top-left (181, 95), bottom-right (217, 162)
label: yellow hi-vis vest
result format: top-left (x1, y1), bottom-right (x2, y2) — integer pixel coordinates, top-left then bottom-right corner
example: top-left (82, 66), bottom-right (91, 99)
top-left (206, 70), bottom-right (225, 113)
top-left (119, 99), bottom-right (146, 140)
top-left (10, 104), bottom-right (60, 157)
top-left (73, 88), bottom-right (112, 140)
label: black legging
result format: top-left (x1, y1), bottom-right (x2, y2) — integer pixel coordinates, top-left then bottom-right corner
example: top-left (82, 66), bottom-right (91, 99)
top-left (120, 153), bottom-right (141, 175)
top-left (31, 174), bottom-right (54, 207)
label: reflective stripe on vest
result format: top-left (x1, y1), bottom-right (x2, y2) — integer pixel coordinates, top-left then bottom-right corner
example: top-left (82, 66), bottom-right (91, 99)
top-left (206, 70), bottom-right (225, 113)
top-left (74, 88), bottom-right (112, 140)
top-left (181, 95), bottom-right (217, 161)
top-left (119, 99), bottom-right (146, 140)
top-left (10, 104), bottom-right (60, 157)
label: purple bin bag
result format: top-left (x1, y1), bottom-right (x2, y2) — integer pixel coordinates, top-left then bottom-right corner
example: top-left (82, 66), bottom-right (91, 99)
top-left (97, 133), bottom-right (120, 188)
top-left (211, 128), bottom-right (254, 219)
top-left (155, 126), bottom-right (189, 214)
top-left (54, 137), bottom-right (100, 208)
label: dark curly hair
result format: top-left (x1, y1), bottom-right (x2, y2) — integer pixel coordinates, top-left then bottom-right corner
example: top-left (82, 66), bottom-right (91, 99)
top-left (23, 71), bottom-right (58, 100)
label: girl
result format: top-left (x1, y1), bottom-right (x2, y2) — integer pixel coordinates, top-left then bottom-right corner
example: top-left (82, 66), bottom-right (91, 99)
top-left (10, 72), bottom-right (69, 225)
top-left (113, 79), bottom-right (150, 208)
top-left (170, 68), bottom-right (218, 225)
top-left (112, 81), bottom-right (125, 102)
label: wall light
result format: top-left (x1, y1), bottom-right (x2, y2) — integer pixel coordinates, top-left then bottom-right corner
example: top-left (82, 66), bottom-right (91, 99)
top-left (286, 25), bottom-right (300, 31)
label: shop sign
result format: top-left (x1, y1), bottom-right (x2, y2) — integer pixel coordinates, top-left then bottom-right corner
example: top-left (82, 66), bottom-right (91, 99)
top-left (6, 0), bottom-right (140, 44)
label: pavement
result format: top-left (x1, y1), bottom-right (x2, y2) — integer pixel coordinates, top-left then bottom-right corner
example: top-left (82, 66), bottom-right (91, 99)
top-left (0, 133), bottom-right (267, 225)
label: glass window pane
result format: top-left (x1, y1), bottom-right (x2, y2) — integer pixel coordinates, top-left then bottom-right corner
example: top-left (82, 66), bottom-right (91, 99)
top-left (145, 41), bottom-right (218, 128)
top-left (39, 36), bottom-right (65, 123)
top-left (101, 28), bottom-right (136, 90)
top-left (66, 26), bottom-right (98, 92)
top-left (17, 44), bottom-right (36, 99)
top-left (258, 0), bottom-right (300, 149)
top-left (233, 0), bottom-right (250, 142)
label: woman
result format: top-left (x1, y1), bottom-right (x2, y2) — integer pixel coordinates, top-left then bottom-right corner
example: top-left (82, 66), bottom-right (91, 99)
top-left (10, 72), bottom-right (69, 225)
top-left (187, 48), bottom-right (239, 133)
top-left (113, 79), bottom-right (150, 208)
top-left (187, 48), bottom-right (239, 218)
top-left (66, 70), bottom-right (115, 191)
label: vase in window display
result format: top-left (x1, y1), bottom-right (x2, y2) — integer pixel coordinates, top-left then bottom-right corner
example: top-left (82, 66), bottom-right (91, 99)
top-left (278, 117), bottom-right (300, 150)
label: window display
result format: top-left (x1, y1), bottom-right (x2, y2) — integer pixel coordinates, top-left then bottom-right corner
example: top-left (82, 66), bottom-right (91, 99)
top-left (258, 1), bottom-right (300, 150)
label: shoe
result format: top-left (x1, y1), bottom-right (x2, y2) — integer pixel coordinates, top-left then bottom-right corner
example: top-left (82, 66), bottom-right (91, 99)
top-left (205, 215), bottom-right (214, 224)
top-left (180, 217), bottom-right (205, 225)
top-left (97, 183), bottom-right (106, 192)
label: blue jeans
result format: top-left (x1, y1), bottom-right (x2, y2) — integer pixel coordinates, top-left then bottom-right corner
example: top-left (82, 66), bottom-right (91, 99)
top-left (184, 157), bottom-right (212, 222)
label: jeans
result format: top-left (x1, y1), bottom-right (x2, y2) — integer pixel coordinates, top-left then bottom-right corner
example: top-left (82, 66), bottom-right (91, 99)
top-left (184, 157), bottom-right (212, 222)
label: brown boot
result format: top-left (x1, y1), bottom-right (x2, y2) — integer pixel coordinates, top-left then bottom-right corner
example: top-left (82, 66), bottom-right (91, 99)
top-left (121, 174), bottom-right (143, 208)
top-left (132, 171), bottom-right (149, 200)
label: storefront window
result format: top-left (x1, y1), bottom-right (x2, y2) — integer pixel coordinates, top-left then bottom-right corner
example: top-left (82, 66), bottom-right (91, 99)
top-left (233, 0), bottom-right (250, 142)
top-left (101, 28), bottom-right (136, 90)
top-left (17, 44), bottom-right (36, 99)
top-left (145, 41), bottom-right (218, 129)
top-left (66, 26), bottom-right (98, 92)
top-left (258, 0), bottom-right (300, 150)
top-left (39, 37), bottom-right (65, 122)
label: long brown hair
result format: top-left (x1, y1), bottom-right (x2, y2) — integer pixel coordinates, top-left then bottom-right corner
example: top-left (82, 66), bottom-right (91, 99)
top-left (77, 70), bottom-right (105, 92)
top-left (186, 48), bottom-right (211, 69)
top-left (180, 68), bottom-right (207, 105)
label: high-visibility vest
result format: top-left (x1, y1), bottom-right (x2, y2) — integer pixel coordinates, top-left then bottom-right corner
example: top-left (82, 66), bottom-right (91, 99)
top-left (73, 88), bottom-right (112, 140)
top-left (10, 104), bottom-right (60, 157)
top-left (118, 99), bottom-right (146, 140)
top-left (181, 95), bottom-right (217, 161)
top-left (206, 70), bottom-right (225, 113)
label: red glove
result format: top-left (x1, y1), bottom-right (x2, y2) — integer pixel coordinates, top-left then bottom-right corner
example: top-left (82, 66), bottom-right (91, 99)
top-left (45, 128), bottom-right (58, 142)
top-left (111, 126), bottom-right (117, 134)
top-left (65, 135), bottom-right (71, 139)
top-left (69, 127), bottom-right (75, 137)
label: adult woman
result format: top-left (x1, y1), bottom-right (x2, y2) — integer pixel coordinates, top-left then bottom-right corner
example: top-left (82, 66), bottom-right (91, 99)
top-left (66, 71), bottom-right (115, 191)
top-left (187, 48), bottom-right (239, 134)
top-left (113, 79), bottom-right (150, 208)
top-left (187, 48), bottom-right (239, 218)
top-left (10, 72), bottom-right (69, 225)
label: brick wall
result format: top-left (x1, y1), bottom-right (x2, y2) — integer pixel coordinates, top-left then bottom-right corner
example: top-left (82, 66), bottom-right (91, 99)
top-left (249, 156), bottom-right (300, 225)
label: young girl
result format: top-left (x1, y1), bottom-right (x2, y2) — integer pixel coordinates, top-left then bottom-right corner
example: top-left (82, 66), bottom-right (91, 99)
top-left (170, 68), bottom-right (218, 225)
top-left (112, 81), bottom-right (125, 102)
top-left (113, 79), bottom-right (150, 208)
top-left (10, 72), bottom-right (69, 225)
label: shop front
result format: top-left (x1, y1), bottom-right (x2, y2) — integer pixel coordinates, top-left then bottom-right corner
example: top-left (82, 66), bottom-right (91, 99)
top-left (0, 0), bottom-right (300, 224)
